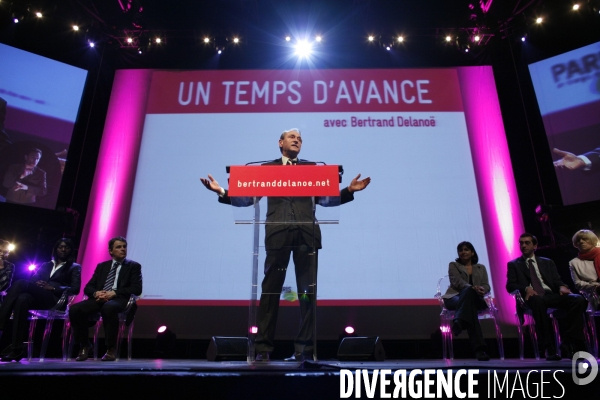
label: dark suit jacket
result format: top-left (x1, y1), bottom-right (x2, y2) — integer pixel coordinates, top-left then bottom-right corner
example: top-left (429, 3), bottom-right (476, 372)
top-left (30, 260), bottom-right (82, 301)
top-left (506, 255), bottom-right (566, 298)
top-left (3, 163), bottom-right (47, 204)
top-left (83, 258), bottom-right (143, 300)
top-left (583, 147), bottom-right (600, 171)
top-left (0, 260), bottom-right (15, 292)
top-left (219, 158), bottom-right (354, 249)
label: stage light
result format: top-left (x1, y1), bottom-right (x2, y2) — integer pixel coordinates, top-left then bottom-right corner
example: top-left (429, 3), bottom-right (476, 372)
top-left (285, 36), bottom-right (291, 41)
top-left (345, 326), bottom-right (355, 335)
top-left (474, 35), bottom-right (480, 42)
top-left (203, 37), bottom-right (210, 43)
top-left (35, 12), bottom-right (42, 18)
top-left (7, 243), bottom-right (15, 252)
top-left (445, 35), bottom-right (452, 42)
top-left (465, 48), bottom-right (469, 52)
top-left (294, 40), bottom-right (312, 58)
top-left (386, 46), bottom-right (390, 51)
top-left (250, 326), bottom-right (258, 334)
top-left (155, 38), bottom-right (161, 44)
top-left (28, 264), bottom-right (36, 271)
top-left (368, 36), bottom-right (374, 42)
top-left (155, 326), bottom-right (177, 359)
top-left (573, 4), bottom-right (580, 10)
top-left (521, 36), bottom-right (526, 42)
top-left (138, 48), bottom-right (142, 54)
top-left (158, 325), bottom-right (167, 333)
top-left (13, 18), bottom-right (19, 24)
top-left (233, 37), bottom-right (239, 43)
top-left (127, 37), bottom-right (133, 43)
top-left (89, 42), bottom-right (95, 48)
top-left (217, 49), bottom-right (222, 54)
top-left (536, 17), bottom-right (543, 24)
top-left (315, 36), bottom-right (322, 42)
top-left (73, 25), bottom-right (79, 31)
top-left (397, 36), bottom-right (404, 42)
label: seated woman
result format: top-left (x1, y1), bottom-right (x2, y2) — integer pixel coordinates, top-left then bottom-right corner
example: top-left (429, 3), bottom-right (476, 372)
top-left (441, 241), bottom-right (491, 361)
top-left (0, 239), bottom-right (15, 293)
top-left (0, 238), bottom-right (81, 361)
top-left (569, 229), bottom-right (600, 309)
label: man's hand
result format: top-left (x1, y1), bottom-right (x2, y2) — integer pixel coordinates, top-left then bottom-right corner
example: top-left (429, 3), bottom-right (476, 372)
top-left (553, 148), bottom-right (585, 170)
top-left (559, 286), bottom-right (571, 295)
top-left (14, 182), bottom-right (28, 191)
top-left (19, 168), bottom-right (33, 179)
top-left (473, 286), bottom-right (486, 296)
top-left (35, 280), bottom-right (54, 291)
top-left (96, 290), bottom-right (117, 302)
top-left (200, 174), bottom-right (223, 194)
top-left (348, 174), bottom-right (371, 193)
top-left (525, 286), bottom-right (538, 300)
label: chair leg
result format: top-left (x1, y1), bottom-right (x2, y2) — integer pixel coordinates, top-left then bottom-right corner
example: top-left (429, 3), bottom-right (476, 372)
top-left (127, 321), bottom-right (134, 361)
top-left (28, 317), bottom-right (37, 362)
top-left (93, 320), bottom-right (102, 360)
top-left (62, 320), bottom-right (70, 361)
top-left (587, 313), bottom-right (598, 358)
top-left (527, 315), bottom-right (540, 360)
top-left (39, 316), bottom-right (55, 362)
top-left (67, 329), bottom-right (75, 361)
top-left (551, 315), bottom-right (561, 357)
top-left (441, 323), bottom-right (448, 360)
top-left (492, 317), bottom-right (504, 360)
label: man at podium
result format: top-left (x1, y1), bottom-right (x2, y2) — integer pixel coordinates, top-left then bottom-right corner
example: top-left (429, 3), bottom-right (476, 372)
top-left (200, 128), bottom-right (370, 361)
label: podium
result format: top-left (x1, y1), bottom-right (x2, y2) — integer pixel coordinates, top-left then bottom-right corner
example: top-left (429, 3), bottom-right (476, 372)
top-left (226, 164), bottom-right (343, 363)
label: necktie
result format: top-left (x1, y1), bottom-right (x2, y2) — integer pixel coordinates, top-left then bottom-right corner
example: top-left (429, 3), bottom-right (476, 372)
top-left (286, 159), bottom-right (297, 165)
top-left (103, 262), bottom-right (119, 291)
top-left (528, 259), bottom-right (545, 295)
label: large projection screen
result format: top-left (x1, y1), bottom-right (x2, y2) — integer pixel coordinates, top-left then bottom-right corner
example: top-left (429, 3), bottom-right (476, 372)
top-left (529, 41), bottom-right (600, 206)
top-left (79, 67), bottom-right (523, 338)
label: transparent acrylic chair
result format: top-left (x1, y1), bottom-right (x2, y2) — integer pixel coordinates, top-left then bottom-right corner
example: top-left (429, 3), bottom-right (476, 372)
top-left (67, 294), bottom-right (139, 361)
top-left (435, 275), bottom-right (504, 360)
top-left (27, 291), bottom-right (76, 361)
top-left (581, 290), bottom-right (599, 358)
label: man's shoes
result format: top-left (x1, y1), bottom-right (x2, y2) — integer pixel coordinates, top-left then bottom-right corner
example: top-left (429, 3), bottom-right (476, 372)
top-left (545, 348), bottom-right (562, 361)
top-left (75, 346), bottom-right (91, 362)
top-left (0, 348), bottom-right (24, 362)
top-left (475, 350), bottom-right (490, 361)
top-left (451, 319), bottom-right (463, 336)
top-left (255, 352), bottom-right (270, 362)
top-left (101, 348), bottom-right (117, 361)
top-left (284, 352), bottom-right (312, 362)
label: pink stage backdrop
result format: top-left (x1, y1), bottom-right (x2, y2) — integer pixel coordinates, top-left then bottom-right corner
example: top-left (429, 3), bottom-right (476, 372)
top-left (79, 67), bottom-right (523, 324)
top-left (77, 70), bottom-right (153, 296)
top-left (457, 66), bottom-right (525, 323)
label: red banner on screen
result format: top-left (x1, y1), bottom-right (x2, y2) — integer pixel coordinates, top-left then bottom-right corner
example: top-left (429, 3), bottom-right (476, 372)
top-left (228, 165), bottom-right (340, 197)
top-left (146, 69), bottom-right (463, 114)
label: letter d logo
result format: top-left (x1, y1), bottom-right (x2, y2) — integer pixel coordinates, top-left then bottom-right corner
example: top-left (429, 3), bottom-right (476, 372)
top-left (572, 351), bottom-right (598, 385)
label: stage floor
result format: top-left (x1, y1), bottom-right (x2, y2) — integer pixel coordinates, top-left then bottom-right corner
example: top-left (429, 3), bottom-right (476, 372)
top-left (1, 358), bottom-right (598, 399)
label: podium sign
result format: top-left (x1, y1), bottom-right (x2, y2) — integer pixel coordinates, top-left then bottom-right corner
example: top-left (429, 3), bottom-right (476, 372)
top-left (228, 165), bottom-right (340, 197)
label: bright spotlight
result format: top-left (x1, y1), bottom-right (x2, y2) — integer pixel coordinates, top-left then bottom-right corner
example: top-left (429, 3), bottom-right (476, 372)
top-left (285, 36), bottom-right (291, 42)
top-left (250, 326), bottom-right (258, 334)
top-left (294, 40), bottom-right (312, 57)
top-left (536, 17), bottom-right (543, 24)
top-left (345, 326), bottom-right (355, 335)
top-left (474, 35), bottom-right (480, 42)
top-left (28, 264), bottom-right (36, 271)
top-left (73, 25), bottom-right (79, 31)
top-left (13, 18), bottom-right (19, 24)
top-left (35, 12), bottom-right (42, 18)
top-left (127, 37), bottom-right (133, 43)
top-left (233, 37), bottom-right (239, 43)
top-left (155, 38), bottom-right (161, 44)
top-left (89, 42), bottom-right (95, 48)
top-left (397, 36), bottom-right (404, 42)
top-left (445, 35), bottom-right (452, 42)
top-left (203, 37), bottom-right (210, 43)
top-left (217, 49), bottom-right (222, 54)
top-left (386, 46), bottom-right (391, 51)
top-left (521, 36), bottom-right (526, 42)
top-left (315, 36), bottom-right (322, 42)
top-left (7, 243), bottom-right (15, 252)
top-left (368, 36), bottom-right (374, 42)
top-left (465, 48), bottom-right (469, 53)
top-left (573, 4), bottom-right (580, 10)
top-left (157, 325), bottom-right (167, 333)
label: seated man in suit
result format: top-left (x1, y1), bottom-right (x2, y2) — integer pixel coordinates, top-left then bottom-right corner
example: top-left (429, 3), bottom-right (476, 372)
top-left (0, 238), bottom-right (81, 361)
top-left (69, 236), bottom-right (142, 361)
top-left (0, 239), bottom-right (15, 293)
top-left (3, 148), bottom-right (47, 204)
top-left (506, 233), bottom-right (588, 360)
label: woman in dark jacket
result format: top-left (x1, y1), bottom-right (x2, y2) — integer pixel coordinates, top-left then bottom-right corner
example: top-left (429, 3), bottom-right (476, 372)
top-left (441, 241), bottom-right (491, 361)
top-left (0, 238), bottom-right (81, 361)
